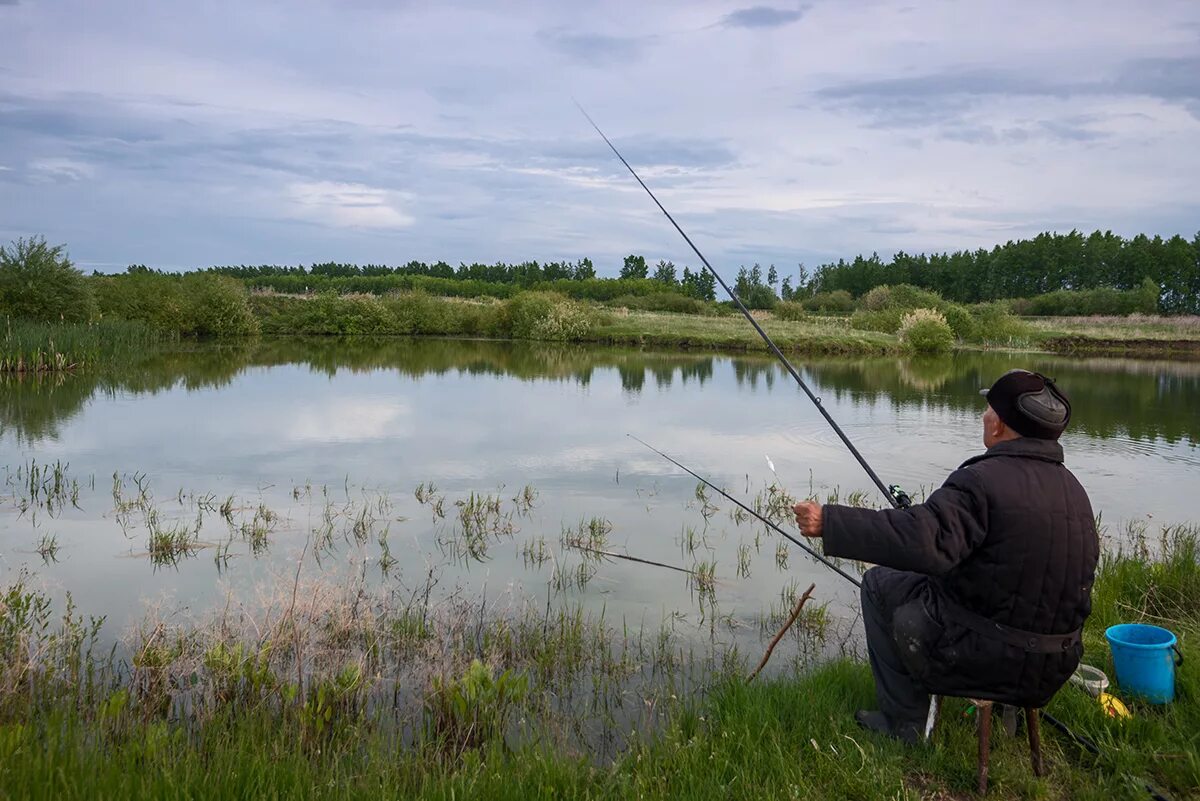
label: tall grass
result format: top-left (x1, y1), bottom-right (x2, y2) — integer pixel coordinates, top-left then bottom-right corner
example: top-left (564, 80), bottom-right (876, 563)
top-left (1, 524), bottom-right (1196, 798)
top-left (0, 318), bottom-right (173, 373)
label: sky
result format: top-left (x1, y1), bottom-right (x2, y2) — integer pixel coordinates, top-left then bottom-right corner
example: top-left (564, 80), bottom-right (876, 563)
top-left (1, 0), bottom-right (1198, 276)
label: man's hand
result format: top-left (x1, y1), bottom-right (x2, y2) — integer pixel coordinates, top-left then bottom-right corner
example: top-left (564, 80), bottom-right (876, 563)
top-left (792, 501), bottom-right (824, 538)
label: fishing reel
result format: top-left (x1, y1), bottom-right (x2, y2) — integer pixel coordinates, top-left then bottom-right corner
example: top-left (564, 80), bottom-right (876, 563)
top-left (888, 484), bottom-right (913, 508)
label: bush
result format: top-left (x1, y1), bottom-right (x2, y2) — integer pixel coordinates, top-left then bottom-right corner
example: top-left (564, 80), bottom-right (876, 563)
top-left (849, 308), bottom-right (903, 334)
top-left (504, 292), bottom-right (595, 341)
top-left (96, 273), bottom-right (187, 332)
top-left (275, 293), bottom-right (396, 335)
top-left (803, 290), bottom-right (854, 313)
top-left (738, 284), bottom-right (778, 311)
top-left (1025, 279), bottom-right (1161, 316)
top-left (897, 308), bottom-right (954, 354)
top-left (968, 302), bottom-right (1030, 344)
top-left (859, 283), bottom-right (945, 312)
top-left (0, 237), bottom-right (97, 323)
top-left (939, 303), bottom-right (977, 342)
top-left (181, 274), bottom-right (259, 337)
top-left (886, 284), bottom-right (944, 310)
top-left (772, 301), bottom-right (808, 322)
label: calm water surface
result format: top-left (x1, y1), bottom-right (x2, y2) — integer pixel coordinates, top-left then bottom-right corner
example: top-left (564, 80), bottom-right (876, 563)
top-left (1, 338), bottom-right (1196, 650)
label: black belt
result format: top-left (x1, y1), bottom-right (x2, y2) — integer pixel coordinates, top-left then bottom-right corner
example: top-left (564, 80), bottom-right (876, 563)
top-left (946, 601), bottom-right (1082, 654)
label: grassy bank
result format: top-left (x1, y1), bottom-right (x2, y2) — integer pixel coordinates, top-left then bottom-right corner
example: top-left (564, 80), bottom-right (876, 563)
top-left (0, 319), bottom-right (174, 373)
top-left (249, 292), bottom-right (903, 356)
top-left (589, 309), bottom-right (897, 355)
top-left (1029, 316), bottom-right (1200, 357)
top-left (1, 521), bottom-right (1195, 800)
top-left (5, 285), bottom-right (1197, 376)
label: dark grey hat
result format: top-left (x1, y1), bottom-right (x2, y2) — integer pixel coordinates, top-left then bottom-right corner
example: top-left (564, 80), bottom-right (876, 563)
top-left (980, 369), bottom-right (1071, 439)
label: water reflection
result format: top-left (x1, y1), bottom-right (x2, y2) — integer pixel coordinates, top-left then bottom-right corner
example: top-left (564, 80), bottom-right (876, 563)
top-left (3, 338), bottom-right (1197, 448)
top-left (2, 336), bottom-right (1196, 643)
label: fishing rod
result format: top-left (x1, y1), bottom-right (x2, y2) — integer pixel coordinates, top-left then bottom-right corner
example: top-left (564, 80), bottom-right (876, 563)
top-left (631, 436), bottom-right (1173, 801)
top-left (577, 103), bottom-right (909, 511)
top-left (629, 435), bottom-right (863, 588)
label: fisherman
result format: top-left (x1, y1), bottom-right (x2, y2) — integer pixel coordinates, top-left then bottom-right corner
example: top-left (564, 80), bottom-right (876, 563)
top-left (792, 369), bottom-right (1098, 743)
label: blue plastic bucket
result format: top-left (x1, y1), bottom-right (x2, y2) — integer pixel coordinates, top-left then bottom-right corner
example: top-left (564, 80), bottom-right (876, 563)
top-left (1105, 623), bottom-right (1183, 703)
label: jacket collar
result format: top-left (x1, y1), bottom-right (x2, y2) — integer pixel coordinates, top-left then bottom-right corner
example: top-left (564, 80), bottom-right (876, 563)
top-left (960, 437), bottom-right (1064, 468)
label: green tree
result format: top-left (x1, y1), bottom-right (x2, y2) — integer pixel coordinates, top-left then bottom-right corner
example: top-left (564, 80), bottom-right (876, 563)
top-left (619, 255), bottom-right (648, 280)
top-left (652, 260), bottom-right (677, 285)
top-left (767, 264), bottom-right (778, 290)
top-left (734, 266), bottom-right (751, 298)
top-left (573, 258), bottom-right (596, 280)
top-left (0, 236), bottom-right (97, 322)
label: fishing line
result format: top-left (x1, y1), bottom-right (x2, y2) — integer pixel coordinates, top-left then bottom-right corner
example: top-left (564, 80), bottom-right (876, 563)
top-left (577, 102), bottom-right (907, 510)
top-left (629, 435), bottom-right (863, 588)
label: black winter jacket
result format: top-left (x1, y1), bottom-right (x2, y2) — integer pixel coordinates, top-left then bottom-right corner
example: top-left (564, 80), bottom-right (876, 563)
top-left (823, 438), bottom-right (1099, 706)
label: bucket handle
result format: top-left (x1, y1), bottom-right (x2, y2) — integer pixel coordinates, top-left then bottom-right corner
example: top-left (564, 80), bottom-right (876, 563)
top-left (1172, 644), bottom-right (1184, 668)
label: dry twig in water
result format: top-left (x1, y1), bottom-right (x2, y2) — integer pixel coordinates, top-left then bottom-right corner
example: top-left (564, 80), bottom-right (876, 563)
top-left (746, 582), bottom-right (816, 683)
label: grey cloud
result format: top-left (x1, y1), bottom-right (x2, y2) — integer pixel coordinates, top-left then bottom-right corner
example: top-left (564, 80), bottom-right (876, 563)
top-left (537, 28), bottom-right (646, 66)
top-left (940, 116), bottom-right (1109, 146)
top-left (1114, 56), bottom-right (1200, 101)
top-left (817, 56), bottom-right (1200, 130)
top-left (817, 68), bottom-right (1069, 111)
top-left (720, 5), bottom-right (807, 29)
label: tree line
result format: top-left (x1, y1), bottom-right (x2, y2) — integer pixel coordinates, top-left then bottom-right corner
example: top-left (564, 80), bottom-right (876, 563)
top-left (89, 227), bottom-right (1200, 316)
top-left (807, 230), bottom-right (1200, 314)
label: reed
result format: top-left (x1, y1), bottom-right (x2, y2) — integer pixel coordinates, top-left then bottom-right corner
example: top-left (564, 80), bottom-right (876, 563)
top-left (0, 318), bottom-right (172, 373)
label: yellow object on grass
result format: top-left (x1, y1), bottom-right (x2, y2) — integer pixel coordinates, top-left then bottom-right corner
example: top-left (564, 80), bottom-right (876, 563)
top-left (1099, 692), bottom-right (1131, 719)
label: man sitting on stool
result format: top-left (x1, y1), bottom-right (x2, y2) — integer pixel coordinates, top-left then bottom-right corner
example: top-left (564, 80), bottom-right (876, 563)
top-left (792, 370), bottom-right (1098, 743)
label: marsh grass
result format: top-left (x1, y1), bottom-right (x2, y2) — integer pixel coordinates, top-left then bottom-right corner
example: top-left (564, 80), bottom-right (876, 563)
top-left (145, 509), bottom-right (200, 566)
top-left (0, 318), bottom-right (171, 373)
top-left (2, 466), bottom-right (1197, 799)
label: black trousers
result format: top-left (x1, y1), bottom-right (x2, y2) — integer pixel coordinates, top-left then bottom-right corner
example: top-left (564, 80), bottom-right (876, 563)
top-left (861, 566), bottom-right (937, 730)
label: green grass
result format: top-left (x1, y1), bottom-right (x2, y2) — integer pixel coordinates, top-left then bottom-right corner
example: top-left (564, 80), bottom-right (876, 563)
top-left (590, 309), bottom-right (899, 356)
top-left (0, 318), bottom-right (174, 372)
top-left (2, 525), bottom-right (1196, 800)
top-left (1028, 316), bottom-right (1200, 357)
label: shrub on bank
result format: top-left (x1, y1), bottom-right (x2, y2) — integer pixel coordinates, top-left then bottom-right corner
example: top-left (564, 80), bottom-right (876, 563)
top-left (737, 284), bottom-right (778, 311)
top-left (386, 291), bottom-right (502, 336)
top-left (859, 284), bottom-right (944, 312)
top-left (898, 308), bottom-right (954, 354)
top-left (181, 274), bottom-right (259, 337)
top-left (96, 273), bottom-right (188, 332)
top-left (968, 302), bottom-right (1029, 344)
top-left (939, 303), bottom-right (977, 342)
top-left (850, 308), bottom-right (904, 334)
top-left (1020, 277), bottom-right (1161, 316)
top-left (803, 290), bottom-right (854, 313)
top-left (0, 236), bottom-right (97, 323)
top-left (772, 301), bottom-right (807, 322)
top-left (503, 292), bottom-right (595, 341)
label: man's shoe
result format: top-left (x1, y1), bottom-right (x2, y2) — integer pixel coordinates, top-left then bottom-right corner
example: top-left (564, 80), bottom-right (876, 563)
top-left (854, 709), bottom-right (921, 745)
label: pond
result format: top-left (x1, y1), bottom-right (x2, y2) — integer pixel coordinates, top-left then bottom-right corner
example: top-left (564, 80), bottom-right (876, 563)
top-left (1, 338), bottom-right (1197, 662)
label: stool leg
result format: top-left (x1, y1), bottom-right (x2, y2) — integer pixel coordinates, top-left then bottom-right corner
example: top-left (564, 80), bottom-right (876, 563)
top-left (977, 702), bottom-right (993, 795)
top-left (1026, 707), bottom-right (1044, 777)
top-left (924, 695), bottom-right (940, 742)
